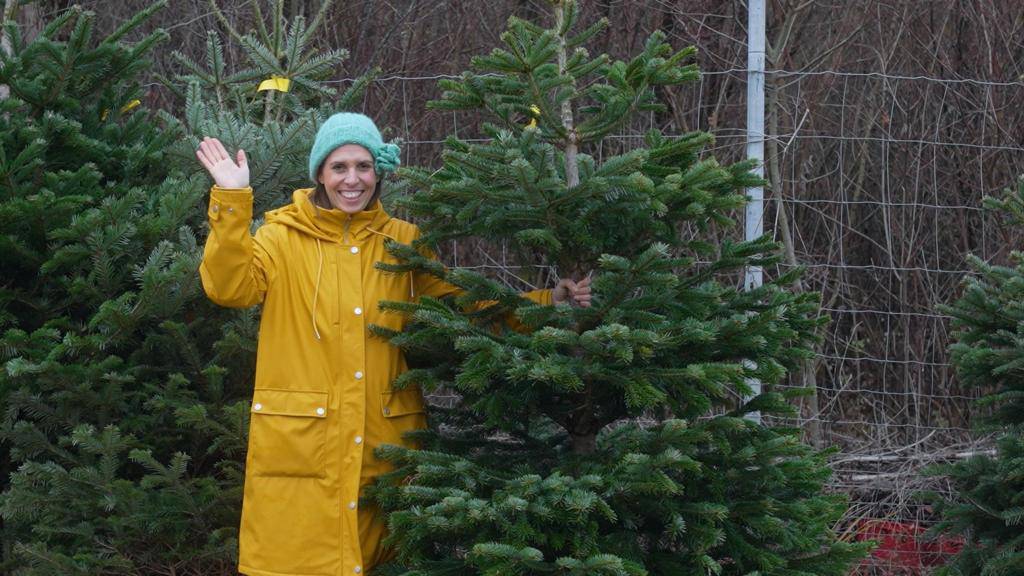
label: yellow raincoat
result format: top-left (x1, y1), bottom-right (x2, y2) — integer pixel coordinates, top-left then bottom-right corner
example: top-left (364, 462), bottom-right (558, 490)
top-left (200, 186), bottom-right (551, 576)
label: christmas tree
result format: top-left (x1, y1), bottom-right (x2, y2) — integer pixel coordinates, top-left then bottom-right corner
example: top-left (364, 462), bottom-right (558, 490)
top-left (928, 178), bottom-right (1024, 576)
top-left (0, 2), bottom-right (358, 573)
top-left (369, 2), bottom-right (868, 574)
top-left (164, 0), bottom-right (368, 214)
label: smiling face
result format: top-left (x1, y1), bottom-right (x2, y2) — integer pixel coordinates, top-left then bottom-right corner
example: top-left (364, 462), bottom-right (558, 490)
top-left (317, 144), bottom-right (379, 214)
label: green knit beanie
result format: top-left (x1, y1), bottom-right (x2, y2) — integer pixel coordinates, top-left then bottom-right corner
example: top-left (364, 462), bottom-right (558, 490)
top-left (308, 112), bottom-right (401, 181)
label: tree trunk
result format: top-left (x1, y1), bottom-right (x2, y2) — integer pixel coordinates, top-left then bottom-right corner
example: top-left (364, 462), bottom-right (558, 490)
top-left (555, 1), bottom-right (579, 190)
top-left (571, 432), bottom-right (596, 454)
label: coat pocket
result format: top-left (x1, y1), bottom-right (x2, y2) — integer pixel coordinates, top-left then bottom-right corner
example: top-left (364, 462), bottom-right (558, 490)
top-left (249, 389), bottom-right (328, 478)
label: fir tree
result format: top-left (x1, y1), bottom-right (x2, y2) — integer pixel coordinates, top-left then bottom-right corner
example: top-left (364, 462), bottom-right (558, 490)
top-left (163, 0), bottom-right (370, 213)
top-left (928, 178), bottom-right (1024, 576)
top-left (0, 2), bottom-right (361, 574)
top-left (369, 2), bottom-right (869, 575)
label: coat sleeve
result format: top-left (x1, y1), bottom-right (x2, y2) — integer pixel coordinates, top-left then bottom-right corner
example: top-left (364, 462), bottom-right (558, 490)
top-left (199, 186), bottom-right (276, 308)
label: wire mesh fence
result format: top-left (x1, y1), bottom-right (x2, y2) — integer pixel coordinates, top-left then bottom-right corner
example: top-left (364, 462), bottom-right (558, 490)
top-left (759, 66), bottom-right (1023, 574)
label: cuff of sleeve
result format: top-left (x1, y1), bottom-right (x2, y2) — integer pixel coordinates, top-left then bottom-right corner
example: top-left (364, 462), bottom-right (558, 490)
top-left (529, 289), bottom-right (553, 306)
top-left (208, 186), bottom-right (253, 221)
top-left (211, 185), bottom-right (254, 198)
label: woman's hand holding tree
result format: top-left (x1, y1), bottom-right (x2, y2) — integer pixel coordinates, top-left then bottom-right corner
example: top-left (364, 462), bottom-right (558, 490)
top-left (196, 137), bottom-right (250, 189)
top-left (553, 275), bottom-right (592, 308)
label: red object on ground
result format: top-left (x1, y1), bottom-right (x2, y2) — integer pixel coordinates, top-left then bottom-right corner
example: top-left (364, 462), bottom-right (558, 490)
top-left (853, 520), bottom-right (964, 575)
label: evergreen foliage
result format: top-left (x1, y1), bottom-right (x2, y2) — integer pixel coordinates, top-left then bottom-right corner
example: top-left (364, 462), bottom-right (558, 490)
top-left (163, 0), bottom-right (369, 211)
top-left (928, 177), bottom-right (1024, 576)
top-left (0, 2), bottom-right (359, 573)
top-left (370, 2), bottom-right (869, 574)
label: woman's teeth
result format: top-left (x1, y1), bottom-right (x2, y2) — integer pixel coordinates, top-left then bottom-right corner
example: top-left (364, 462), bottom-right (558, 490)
top-left (341, 191), bottom-right (362, 199)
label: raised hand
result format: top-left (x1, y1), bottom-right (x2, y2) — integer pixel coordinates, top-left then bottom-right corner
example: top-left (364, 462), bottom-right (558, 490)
top-left (195, 137), bottom-right (250, 189)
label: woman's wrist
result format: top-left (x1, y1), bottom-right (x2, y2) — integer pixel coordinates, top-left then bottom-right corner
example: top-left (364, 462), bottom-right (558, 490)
top-left (214, 179), bottom-right (250, 189)
top-left (212, 184), bottom-right (253, 192)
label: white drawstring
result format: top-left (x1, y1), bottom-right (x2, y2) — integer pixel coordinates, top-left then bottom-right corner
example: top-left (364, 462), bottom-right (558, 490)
top-left (312, 238), bottom-right (323, 341)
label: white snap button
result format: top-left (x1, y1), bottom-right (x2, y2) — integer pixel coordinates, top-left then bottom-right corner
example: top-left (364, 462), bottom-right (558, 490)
top-left (350, 246), bottom-right (359, 254)
top-left (348, 501), bottom-right (356, 510)
top-left (316, 407), bottom-right (325, 416)
top-left (253, 403), bottom-right (262, 411)
top-left (354, 307), bottom-right (362, 315)
top-left (383, 407), bottom-right (391, 416)
top-left (354, 436), bottom-right (363, 444)
top-left (211, 205), bottom-right (219, 212)
top-left (354, 567), bottom-right (362, 574)
top-left (355, 371), bottom-right (363, 380)
top-left (227, 207), bottom-right (235, 214)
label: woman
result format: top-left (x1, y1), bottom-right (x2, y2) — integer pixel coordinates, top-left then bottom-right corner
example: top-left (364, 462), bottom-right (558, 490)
top-left (196, 112), bottom-right (591, 576)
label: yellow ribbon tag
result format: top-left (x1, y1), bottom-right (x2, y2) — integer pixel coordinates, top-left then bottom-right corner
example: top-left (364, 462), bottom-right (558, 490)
top-left (526, 104), bottom-right (541, 128)
top-left (101, 99), bottom-right (143, 121)
top-left (258, 76), bottom-right (291, 92)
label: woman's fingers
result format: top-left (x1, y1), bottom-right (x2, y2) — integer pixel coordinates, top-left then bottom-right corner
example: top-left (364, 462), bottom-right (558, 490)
top-left (553, 274), bottom-right (594, 307)
top-left (197, 137), bottom-right (243, 167)
top-left (572, 287), bottom-right (592, 307)
top-left (570, 274), bottom-right (592, 307)
top-left (572, 277), bottom-right (591, 294)
top-left (211, 137), bottom-right (231, 161)
top-left (198, 137), bottom-right (224, 164)
top-left (196, 139), bottom-right (226, 175)
top-left (198, 139), bottom-right (216, 166)
top-left (195, 148), bottom-right (211, 171)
